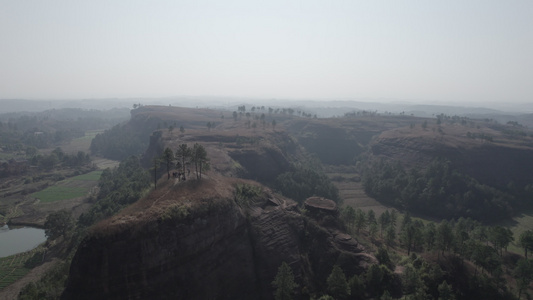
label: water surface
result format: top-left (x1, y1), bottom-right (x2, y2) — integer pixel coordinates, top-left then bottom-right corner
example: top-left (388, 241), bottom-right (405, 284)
top-left (0, 225), bottom-right (46, 258)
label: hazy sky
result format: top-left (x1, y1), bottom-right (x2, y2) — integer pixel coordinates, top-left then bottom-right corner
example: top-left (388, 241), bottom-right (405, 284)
top-left (1, 1), bottom-right (532, 104)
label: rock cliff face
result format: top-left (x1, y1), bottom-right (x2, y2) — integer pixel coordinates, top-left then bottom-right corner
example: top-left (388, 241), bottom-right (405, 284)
top-left (287, 120), bottom-right (376, 165)
top-left (228, 146), bottom-right (291, 183)
top-left (370, 134), bottom-right (533, 188)
top-left (63, 178), bottom-right (375, 299)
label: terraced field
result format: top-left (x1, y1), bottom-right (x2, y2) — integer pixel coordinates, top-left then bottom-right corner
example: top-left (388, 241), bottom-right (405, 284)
top-left (326, 168), bottom-right (392, 216)
top-left (0, 203), bottom-right (24, 225)
top-left (0, 248), bottom-right (43, 291)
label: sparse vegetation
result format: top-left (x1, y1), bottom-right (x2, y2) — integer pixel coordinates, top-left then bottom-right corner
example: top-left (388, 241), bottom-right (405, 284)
top-left (161, 204), bottom-right (189, 221)
top-left (234, 183), bottom-right (263, 207)
top-left (18, 260), bottom-right (71, 300)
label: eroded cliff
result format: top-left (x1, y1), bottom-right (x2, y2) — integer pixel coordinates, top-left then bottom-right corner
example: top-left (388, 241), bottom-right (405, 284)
top-left (63, 176), bottom-right (375, 299)
top-left (370, 124), bottom-right (533, 188)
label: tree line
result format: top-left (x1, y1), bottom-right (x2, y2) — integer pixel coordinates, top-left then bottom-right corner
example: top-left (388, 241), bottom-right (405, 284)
top-left (0, 147), bottom-right (91, 178)
top-left (0, 108), bottom-right (129, 152)
top-left (362, 158), bottom-right (519, 222)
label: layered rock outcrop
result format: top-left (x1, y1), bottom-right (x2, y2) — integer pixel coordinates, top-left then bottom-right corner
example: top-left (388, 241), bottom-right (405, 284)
top-left (63, 178), bottom-right (375, 299)
top-left (370, 134), bottom-right (533, 188)
top-left (304, 197), bottom-right (338, 215)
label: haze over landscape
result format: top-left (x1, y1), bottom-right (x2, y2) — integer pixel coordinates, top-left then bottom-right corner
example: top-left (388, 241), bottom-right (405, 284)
top-left (1, 1), bottom-right (532, 108)
top-left (4, 2), bottom-right (533, 300)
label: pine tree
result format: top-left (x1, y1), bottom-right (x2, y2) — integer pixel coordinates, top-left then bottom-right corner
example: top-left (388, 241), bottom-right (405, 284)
top-left (424, 222), bottom-right (437, 251)
top-left (379, 210), bottom-right (390, 237)
top-left (327, 265), bottom-right (350, 299)
top-left (438, 280), bottom-right (455, 300)
top-left (355, 209), bottom-right (367, 233)
top-left (369, 222), bottom-right (378, 240)
top-left (272, 262), bottom-right (297, 300)
top-left (163, 147), bottom-right (174, 179)
top-left (175, 144), bottom-right (191, 179)
top-left (348, 275), bottom-right (365, 299)
top-left (390, 210), bottom-right (398, 228)
top-left (515, 259), bottom-right (533, 299)
top-left (367, 209), bottom-right (377, 226)
top-left (436, 220), bottom-right (454, 256)
top-left (191, 143), bottom-right (209, 179)
top-left (342, 206), bottom-right (356, 231)
top-left (519, 230), bottom-right (533, 258)
top-left (151, 156), bottom-right (161, 189)
top-left (385, 225), bottom-right (396, 247)
top-left (380, 290), bottom-right (393, 300)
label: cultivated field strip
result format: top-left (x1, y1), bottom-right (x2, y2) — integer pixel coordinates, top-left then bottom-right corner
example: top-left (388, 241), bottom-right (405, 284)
top-left (0, 248), bottom-right (42, 290)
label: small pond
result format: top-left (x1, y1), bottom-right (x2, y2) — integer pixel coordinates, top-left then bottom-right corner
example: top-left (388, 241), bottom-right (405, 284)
top-left (0, 225), bottom-right (46, 258)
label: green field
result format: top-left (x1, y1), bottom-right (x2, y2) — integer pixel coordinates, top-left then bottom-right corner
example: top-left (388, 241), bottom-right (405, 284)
top-left (0, 250), bottom-right (38, 291)
top-left (31, 186), bottom-right (87, 203)
top-left (31, 171), bottom-right (102, 203)
top-left (69, 170), bottom-right (103, 181)
top-left (72, 130), bottom-right (103, 141)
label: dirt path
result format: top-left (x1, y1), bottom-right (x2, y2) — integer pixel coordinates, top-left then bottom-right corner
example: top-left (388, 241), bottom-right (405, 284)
top-left (150, 177), bottom-right (181, 209)
top-left (0, 259), bottom-right (58, 300)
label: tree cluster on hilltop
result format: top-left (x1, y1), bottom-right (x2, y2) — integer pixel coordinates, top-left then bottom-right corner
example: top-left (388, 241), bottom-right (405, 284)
top-left (153, 144), bottom-right (210, 187)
